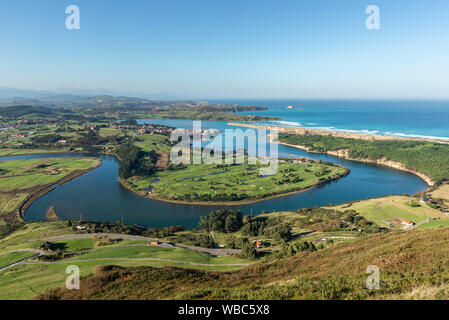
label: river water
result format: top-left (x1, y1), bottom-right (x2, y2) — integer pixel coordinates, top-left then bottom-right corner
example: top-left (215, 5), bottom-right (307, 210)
top-left (3, 119), bottom-right (427, 228)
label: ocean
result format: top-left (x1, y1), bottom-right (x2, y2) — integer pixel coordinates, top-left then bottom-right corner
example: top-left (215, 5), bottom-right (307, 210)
top-left (211, 99), bottom-right (449, 140)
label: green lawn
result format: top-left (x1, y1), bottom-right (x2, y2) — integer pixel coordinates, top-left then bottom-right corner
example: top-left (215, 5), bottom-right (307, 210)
top-left (0, 251), bottom-right (36, 269)
top-left (134, 134), bottom-right (171, 153)
top-left (133, 160), bottom-right (346, 203)
top-left (416, 220), bottom-right (449, 230)
top-left (0, 158), bottom-right (99, 192)
top-left (63, 245), bottom-right (251, 265)
top-left (0, 158), bottom-right (100, 218)
top-left (98, 127), bottom-right (124, 138)
top-left (0, 149), bottom-right (66, 157)
top-left (51, 238), bottom-right (150, 251)
top-left (52, 238), bottom-right (97, 251)
top-left (330, 196), bottom-right (448, 227)
top-left (0, 222), bottom-right (253, 300)
top-left (0, 222), bottom-right (71, 254)
top-left (0, 258), bottom-right (247, 300)
top-left (0, 193), bottom-right (28, 215)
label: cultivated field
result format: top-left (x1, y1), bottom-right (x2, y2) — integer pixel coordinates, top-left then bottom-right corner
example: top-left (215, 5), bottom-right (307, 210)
top-left (430, 183), bottom-right (449, 205)
top-left (0, 222), bottom-right (253, 300)
top-left (330, 195), bottom-right (448, 227)
top-left (0, 158), bottom-right (100, 220)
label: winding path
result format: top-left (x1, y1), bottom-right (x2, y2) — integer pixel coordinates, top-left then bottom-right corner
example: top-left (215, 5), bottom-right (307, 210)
top-left (0, 249), bottom-right (46, 272)
top-left (0, 233), bottom-right (249, 273)
top-left (44, 233), bottom-right (241, 256)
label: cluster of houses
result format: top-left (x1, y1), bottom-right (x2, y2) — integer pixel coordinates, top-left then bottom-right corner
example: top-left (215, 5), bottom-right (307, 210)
top-left (139, 126), bottom-right (175, 135)
top-left (137, 125), bottom-right (219, 136)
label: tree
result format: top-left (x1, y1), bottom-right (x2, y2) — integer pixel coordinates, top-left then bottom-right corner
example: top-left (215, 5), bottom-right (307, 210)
top-left (198, 209), bottom-right (243, 233)
top-left (239, 239), bottom-right (257, 259)
top-left (271, 223), bottom-right (293, 242)
top-left (116, 143), bottom-right (142, 179)
top-left (225, 214), bottom-right (243, 233)
top-left (196, 234), bottom-right (215, 248)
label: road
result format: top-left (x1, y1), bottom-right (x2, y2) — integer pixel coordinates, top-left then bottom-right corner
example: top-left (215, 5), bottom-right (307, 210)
top-left (0, 233), bottom-right (247, 273)
top-left (44, 233), bottom-right (242, 256)
top-left (20, 257), bottom-right (251, 267)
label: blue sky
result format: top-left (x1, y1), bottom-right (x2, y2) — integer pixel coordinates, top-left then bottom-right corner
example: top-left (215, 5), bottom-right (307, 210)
top-left (0, 0), bottom-right (448, 99)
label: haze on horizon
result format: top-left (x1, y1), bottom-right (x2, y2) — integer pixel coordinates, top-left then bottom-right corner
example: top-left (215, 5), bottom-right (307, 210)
top-left (0, 0), bottom-right (448, 100)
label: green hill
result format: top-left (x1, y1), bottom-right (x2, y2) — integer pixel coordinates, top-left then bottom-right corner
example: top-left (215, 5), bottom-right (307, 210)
top-left (37, 227), bottom-right (449, 300)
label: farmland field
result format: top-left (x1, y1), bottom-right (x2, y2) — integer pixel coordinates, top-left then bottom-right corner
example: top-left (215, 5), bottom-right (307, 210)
top-left (330, 196), bottom-right (448, 227)
top-left (0, 158), bottom-right (101, 219)
top-left (0, 251), bottom-right (36, 269)
top-left (0, 149), bottom-right (68, 157)
top-left (134, 134), bottom-right (171, 153)
top-left (430, 184), bottom-right (449, 205)
top-left (416, 220), bottom-right (449, 230)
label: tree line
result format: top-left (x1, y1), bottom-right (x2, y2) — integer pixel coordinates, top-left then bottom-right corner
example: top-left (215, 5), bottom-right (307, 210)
top-left (279, 133), bottom-right (449, 184)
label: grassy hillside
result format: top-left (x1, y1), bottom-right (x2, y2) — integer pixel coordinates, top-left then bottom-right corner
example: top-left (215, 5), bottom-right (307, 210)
top-left (37, 227), bottom-right (449, 300)
top-left (329, 195), bottom-right (448, 228)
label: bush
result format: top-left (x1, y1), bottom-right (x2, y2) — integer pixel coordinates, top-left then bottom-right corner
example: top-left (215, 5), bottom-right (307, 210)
top-left (239, 239), bottom-right (257, 259)
top-left (198, 209), bottom-right (243, 233)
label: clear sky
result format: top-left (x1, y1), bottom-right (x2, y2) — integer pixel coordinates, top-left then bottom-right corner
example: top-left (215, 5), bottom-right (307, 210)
top-left (0, 0), bottom-right (448, 99)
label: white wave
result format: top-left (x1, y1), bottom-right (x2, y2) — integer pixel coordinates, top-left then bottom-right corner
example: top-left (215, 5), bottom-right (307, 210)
top-left (253, 121), bottom-right (449, 141)
top-left (383, 132), bottom-right (449, 141)
top-left (274, 120), bottom-right (303, 127)
top-left (332, 128), bottom-right (380, 135)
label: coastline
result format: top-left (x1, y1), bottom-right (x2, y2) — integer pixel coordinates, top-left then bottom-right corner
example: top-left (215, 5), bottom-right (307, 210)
top-left (227, 122), bottom-right (449, 145)
top-left (118, 167), bottom-right (350, 206)
top-left (278, 141), bottom-right (434, 186)
top-left (236, 123), bottom-right (437, 187)
top-left (17, 157), bottom-right (103, 221)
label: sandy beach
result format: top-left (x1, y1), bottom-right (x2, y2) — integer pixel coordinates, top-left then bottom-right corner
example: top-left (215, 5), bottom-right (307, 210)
top-left (227, 122), bottom-right (449, 144)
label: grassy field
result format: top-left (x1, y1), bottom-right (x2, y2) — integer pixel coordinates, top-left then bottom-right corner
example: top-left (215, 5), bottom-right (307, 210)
top-left (416, 220), bottom-right (449, 230)
top-left (98, 127), bottom-right (124, 138)
top-left (0, 158), bottom-right (100, 220)
top-left (132, 110), bottom-right (279, 122)
top-left (132, 160), bottom-right (346, 203)
top-left (0, 149), bottom-right (67, 157)
top-left (0, 158), bottom-right (99, 192)
top-left (329, 195), bottom-right (448, 227)
top-left (430, 183), bottom-right (449, 205)
top-left (33, 227), bottom-right (449, 300)
top-left (134, 134), bottom-right (171, 153)
top-left (0, 222), bottom-right (253, 299)
top-left (0, 246), bottom-right (250, 300)
top-left (52, 238), bottom-right (157, 251)
top-left (0, 222), bottom-right (71, 254)
top-left (62, 245), bottom-right (250, 265)
top-left (0, 193), bottom-right (28, 214)
top-left (0, 258), bottom-right (249, 300)
top-left (0, 251), bottom-right (36, 269)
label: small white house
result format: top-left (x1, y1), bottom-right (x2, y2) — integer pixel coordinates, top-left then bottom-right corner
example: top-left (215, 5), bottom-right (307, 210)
top-left (401, 219), bottom-right (415, 227)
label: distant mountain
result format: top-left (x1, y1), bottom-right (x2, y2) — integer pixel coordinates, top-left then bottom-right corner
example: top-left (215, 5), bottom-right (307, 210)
top-left (0, 87), bottom-right (190, 103)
